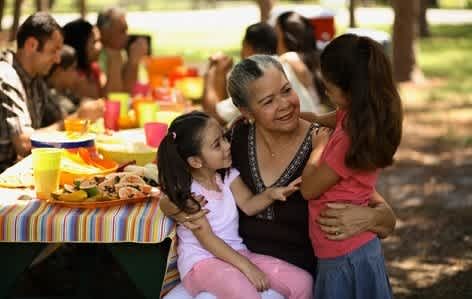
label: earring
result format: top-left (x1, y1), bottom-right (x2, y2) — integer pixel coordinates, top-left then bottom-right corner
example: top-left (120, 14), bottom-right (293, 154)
top-left (248, 118), bottom-right (254, 124)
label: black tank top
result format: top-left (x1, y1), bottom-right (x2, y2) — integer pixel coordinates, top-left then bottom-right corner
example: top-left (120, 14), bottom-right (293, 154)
top-left (229, 120), bottom-right (318, 276)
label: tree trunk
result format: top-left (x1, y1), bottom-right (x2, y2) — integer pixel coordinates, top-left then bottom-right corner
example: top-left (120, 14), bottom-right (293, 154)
top-left (35, 0), bottom-right (50, 11)
top-left (392, 0), bottom-right (423, 82)
top-left (10, 0), bottom-right (23, 41)
top-left (257, 0), bottom-right (275, 23)
top-left (0, 0), bottom-right (5, 32)
top-left (77, 0), bottom-right (86, 18)
top-left (349, 0), bottom-right (356, 28)
top-left (419, 0), bottom-right (431, 37)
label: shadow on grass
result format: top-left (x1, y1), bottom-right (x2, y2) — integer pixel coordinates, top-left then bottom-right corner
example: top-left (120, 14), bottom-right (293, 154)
top-left (397, 267), bottom-right (472, 299)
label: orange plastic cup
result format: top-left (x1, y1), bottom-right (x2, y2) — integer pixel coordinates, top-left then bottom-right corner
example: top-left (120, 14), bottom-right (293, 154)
top-left (64, 118), bottom-right (89, 133)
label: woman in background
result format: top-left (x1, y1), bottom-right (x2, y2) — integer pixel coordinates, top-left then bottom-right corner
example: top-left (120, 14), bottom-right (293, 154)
top-left (63, 19), bottom-right (105, 99)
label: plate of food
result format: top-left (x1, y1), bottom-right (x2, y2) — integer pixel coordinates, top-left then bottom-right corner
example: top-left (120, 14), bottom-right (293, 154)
top-left (47, 173), bottom-right (160, 208)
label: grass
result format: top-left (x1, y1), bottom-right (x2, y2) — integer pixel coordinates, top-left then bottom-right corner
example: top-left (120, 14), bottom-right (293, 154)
top-left (418, 24), bottom-right (472, 100)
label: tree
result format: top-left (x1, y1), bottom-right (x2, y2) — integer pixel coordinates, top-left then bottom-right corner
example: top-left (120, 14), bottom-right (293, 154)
top-left (392, 0), bottom-right (423, 82)
top-left (349, 0), bottom-right (357, 28)
top-left (419, 0), bottom-right (431, 37)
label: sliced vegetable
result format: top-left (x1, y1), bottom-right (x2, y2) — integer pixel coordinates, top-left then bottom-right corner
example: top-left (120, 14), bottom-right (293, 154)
top-left (63, 184), bottom-right (77, 193)
top-left (58, 190), bottom-right (88, 202)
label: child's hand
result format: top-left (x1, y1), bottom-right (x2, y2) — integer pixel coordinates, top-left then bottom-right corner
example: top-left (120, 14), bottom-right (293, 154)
top-left (269, 177), bottom-right (302, 201)
top-left (312, 126), bottom-right (332, 150)
top-left (241, 262), bottom-right (270, 292)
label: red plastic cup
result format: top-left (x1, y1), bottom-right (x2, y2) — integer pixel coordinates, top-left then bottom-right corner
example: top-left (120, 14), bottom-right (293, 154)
top-left (132, 82), bottom-right (150, 97)
top-left (104, 100), bottom-right (121, 131)
top-left (144, 122), bottom-right (168, 148)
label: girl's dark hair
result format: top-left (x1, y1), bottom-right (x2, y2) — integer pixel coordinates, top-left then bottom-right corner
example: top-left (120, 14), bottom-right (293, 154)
top-left (157, 111), bottom-right (210, 214)
top-left (320, 33), bottom-right (403, 170)
top-left (47, 45), bottom-right (77, 78)
top-left (276, 11), bottom-right (327, 104)
top-left (228, 54), bottom-right (285, 108)
top-left (244, 22), bottom-right (277, 55)
top-left (62, 19), bottom-right (93, 73)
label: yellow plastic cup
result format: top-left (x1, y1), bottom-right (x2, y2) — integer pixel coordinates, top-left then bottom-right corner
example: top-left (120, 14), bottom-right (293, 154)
top-left (156, 111), bottom-right (182, 126)
top-left (109, 92), bottom-right (130, 118)
top-left (32, 148), bottom-right (63, 200)
top-left (137, 101), bottom-right (159, 127)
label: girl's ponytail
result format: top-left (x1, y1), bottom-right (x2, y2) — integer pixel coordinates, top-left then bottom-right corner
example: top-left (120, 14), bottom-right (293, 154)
top-left (157, 111), bottom-right (210, 214)
top-left (321, 34), bottom-right (403, 171)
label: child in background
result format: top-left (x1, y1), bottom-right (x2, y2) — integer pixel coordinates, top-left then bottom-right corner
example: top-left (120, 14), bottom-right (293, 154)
top-left (158, 111), bottom-right (312, 299)
top-left (301, 34), bottom-right (403, 299)
top-left (46, 45), bottom-right (81, 115)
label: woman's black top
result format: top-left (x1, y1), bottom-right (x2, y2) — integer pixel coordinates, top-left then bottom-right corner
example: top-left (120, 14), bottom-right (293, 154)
top-left (230, 121), bottom-right (317, 276)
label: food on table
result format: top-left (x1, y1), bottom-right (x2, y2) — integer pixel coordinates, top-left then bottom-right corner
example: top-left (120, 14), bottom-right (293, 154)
top-left (0, 172), bottom-right (34, 188)
top-left (51, 173), bottom-right (154, 203)
top-left (123, 163), bottom-right (158, 186)
top-left (96, 129), bottom-right (156, 166)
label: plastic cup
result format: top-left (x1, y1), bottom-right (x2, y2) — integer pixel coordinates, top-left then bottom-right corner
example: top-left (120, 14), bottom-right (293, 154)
top-left (32, 148), bottom-right (63, 200)
top-left (132, 82), bottom-right (150, 97)
top-left (156, 111), bottom-right (182, 126)
top-left (144, 122), bottom-right (168, 148)
top-left (109, 92), bottom-right (129, 118)
top-left (137, 101), bottom-right (159, 127)
top-left (64, 118), bottom-right (89, 133)
top-left (104, 100), bottom-right (121, 131)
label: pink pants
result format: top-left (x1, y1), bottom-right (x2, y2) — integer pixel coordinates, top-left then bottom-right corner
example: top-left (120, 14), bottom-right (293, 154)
top-left (182, 250), bottom-right (313, 299)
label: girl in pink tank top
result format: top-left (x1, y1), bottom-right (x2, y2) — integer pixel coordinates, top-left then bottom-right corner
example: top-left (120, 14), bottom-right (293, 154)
top-left (300, 34), bottom-right (403, 299)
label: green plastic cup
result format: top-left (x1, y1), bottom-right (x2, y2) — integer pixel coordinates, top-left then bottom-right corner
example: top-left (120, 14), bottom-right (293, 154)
top-left (109, 92), bottom-right (130, 118)
top-left (137, 101), bottom-right (159, 127)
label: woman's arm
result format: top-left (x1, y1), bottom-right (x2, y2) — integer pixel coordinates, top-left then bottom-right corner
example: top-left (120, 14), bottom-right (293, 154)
top-left (158, 194), bottom-right (209, 230)
top-left (317, 190), bottom-right (396, 240)
top-left (368, 190), bottom-right (397, 238)
top-left (191, 216), bottom-right (269, 291)
top-left (230, 177), bottom-right (301, 216)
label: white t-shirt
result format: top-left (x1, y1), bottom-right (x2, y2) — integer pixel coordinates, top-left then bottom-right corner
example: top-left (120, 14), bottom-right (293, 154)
top-left (176, 168), bottom-right (247, 278)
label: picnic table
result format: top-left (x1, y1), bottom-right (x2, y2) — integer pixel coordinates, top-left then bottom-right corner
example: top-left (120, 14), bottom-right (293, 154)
top-left (0, 159), bottom-right (179, 299)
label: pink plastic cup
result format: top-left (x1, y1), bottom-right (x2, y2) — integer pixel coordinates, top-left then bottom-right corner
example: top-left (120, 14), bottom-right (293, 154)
top-left (144, 122), bottom-right (168, 148)
top-left (104, 100), bottom-right (121, 131)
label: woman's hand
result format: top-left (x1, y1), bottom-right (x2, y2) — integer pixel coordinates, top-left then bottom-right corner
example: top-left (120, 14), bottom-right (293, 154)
top-left (160, 194), bottom-right (209, 230)
top-left (240, 261), bottom-right (270, 292)
top-left (268, 177), bottom-right (302, 201)
top-left (317, 203), bottom-right (376, 240)
top-left (209, 52), bottom-right (233, 74)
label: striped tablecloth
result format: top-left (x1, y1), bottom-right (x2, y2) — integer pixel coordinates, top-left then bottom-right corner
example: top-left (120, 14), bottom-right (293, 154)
top-left (0, 187), bottom-right (179, 297)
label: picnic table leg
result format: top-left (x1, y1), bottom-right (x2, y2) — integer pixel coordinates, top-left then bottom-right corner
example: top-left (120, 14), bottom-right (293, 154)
top-left (107, 238), bottom-right (172, 299)
top-left (0, 243), bottom-right (45, 298)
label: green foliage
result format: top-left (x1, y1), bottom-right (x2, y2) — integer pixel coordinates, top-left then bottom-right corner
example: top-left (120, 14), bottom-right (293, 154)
top-left (418, 24), bottom-right (472, 100)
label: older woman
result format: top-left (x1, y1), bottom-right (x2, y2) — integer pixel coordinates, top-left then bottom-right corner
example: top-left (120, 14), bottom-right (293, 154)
top-left (161, 55), bottom-right (395, 299)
